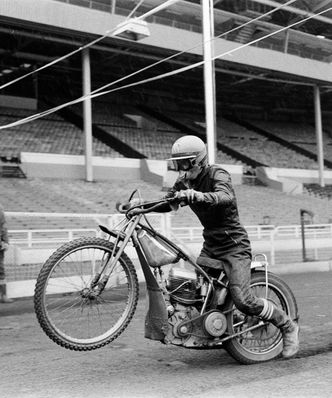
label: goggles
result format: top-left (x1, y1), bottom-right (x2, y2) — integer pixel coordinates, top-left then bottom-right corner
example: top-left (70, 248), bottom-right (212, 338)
top-left (173, 158), bottom-right (195, 171)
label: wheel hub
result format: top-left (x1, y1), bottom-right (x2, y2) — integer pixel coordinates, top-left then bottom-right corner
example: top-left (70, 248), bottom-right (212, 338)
top-left (80, 288), bottom-right (98, 300)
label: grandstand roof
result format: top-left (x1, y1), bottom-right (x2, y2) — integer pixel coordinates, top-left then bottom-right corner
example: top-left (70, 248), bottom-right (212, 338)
top-left (0, 0), bottom-right (331, 118)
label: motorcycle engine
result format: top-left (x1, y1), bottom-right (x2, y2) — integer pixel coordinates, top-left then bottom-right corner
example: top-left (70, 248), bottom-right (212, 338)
top-left (164, 265), bottom-right (227, 347)
top-left (166, 265), bottom-right (197, 304)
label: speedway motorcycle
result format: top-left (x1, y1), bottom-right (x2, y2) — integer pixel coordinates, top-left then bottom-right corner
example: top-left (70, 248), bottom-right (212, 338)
top-left (34, 190), bottom-right (298, 365)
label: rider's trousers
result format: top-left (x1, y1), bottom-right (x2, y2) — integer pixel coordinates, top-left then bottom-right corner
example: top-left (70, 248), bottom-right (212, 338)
top-left (202, 250), bottom-right (290, 328)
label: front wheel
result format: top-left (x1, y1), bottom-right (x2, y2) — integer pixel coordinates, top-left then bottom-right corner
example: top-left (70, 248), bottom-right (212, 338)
top-left (224, 271), bottom-right (298, 365)
top-left (34, 237), bottom-right (139, 351)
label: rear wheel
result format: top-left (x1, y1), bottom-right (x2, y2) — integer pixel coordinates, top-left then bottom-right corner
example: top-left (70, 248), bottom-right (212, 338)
top-left (34, 237), bottom-right (139, 351)
top-left (224, 271), bottom-right (298, 364)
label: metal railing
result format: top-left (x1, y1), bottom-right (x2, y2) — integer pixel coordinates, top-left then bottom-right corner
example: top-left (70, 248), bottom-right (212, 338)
top-left (3, 212), bottom-right (332, 286)
top-left (169, 223), bottom-right (332, 242)
top-left (6, 211), bottom-right (332, 246)
top-left (9, 228), bottom-right (100, 248)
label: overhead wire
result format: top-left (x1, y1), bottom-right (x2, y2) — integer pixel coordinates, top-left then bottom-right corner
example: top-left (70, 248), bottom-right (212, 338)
top-left (91, 0), bottom-right (298, 97)
top-left (0, 28), bottom-right (118, 92)
top-left (0, 0), bottom-right (298, 128)
top-left (0, 0), bottom-right (298, 96)
top-left (70, 4), bottom-right (332, 102)
top-left (1, 1), bottom-right (328, 130)
top-left (5, 5), bottom-right (330, 127)
top-left (0, 0), bottom-right (177, 92)
top-left (126, 0), bottom-right (147, 19)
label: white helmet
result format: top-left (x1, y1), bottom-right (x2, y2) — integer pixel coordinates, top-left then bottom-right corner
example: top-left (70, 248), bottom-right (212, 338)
top-left (167, 135), bottom-right (207, 180)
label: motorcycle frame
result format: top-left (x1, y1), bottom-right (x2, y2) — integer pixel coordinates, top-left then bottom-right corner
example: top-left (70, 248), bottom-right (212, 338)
top-left (99, 213), bottom-right (270, 343)
top-left (100, 213), bottom-right (216, 302)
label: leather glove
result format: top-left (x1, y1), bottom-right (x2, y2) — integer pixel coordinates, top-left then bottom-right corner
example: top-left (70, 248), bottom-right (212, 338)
top-left (176, 189), bottom-right (205, 204)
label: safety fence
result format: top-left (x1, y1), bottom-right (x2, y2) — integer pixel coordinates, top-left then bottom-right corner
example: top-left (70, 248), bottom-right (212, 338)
top-left (6, 212), bottom-right (332, 246)
top-left (4, 212), bottom-right (332, 286)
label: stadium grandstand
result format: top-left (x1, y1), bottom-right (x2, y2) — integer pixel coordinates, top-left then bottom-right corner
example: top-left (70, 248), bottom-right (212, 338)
top-left (0, 0), bottom-right (331, 294)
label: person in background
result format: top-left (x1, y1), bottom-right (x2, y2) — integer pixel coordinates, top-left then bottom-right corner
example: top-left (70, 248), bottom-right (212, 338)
top-left (0, 204), bottom-right (13, 303)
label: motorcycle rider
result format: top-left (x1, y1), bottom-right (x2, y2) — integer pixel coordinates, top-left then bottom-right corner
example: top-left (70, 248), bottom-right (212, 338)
top-left (144, 135), bottom-right (299, 359)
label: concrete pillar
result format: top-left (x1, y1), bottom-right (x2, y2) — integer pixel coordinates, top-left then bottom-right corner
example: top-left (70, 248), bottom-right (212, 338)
top-left (202, 0), bottom-right (217, 164)
top-left (314, 85), bottom-right (325, 187)
top-left (82, 48), bottom-right (93, 182)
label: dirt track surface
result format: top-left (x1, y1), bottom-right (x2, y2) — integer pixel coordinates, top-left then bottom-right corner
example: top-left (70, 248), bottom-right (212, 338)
top-left (0, 272), bottom-right (331, 398)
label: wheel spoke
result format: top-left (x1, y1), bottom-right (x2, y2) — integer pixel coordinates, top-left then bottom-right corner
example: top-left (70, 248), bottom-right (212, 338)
top-left (230, 280), bottom-right (288, 355)
top-left (34, 238), bottom-right (139, 350)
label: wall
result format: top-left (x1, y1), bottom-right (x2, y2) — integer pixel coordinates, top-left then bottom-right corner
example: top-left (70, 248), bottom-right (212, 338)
top-left (274, 168), bottom-right (332, 184)
top-left (21, 152), bottom-right (141, 180)
top-left (20, 152), bottom-right (245, 185)
top-left (256, 166), bottom-right (332, 194)
top-left (140, 158), bottom-right (166, 186)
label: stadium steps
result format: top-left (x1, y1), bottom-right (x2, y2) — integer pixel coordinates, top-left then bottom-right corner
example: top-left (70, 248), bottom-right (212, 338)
top-left (1, 177), bottom-right (165, 230)
top-left (99, 126), bottom-right (183, 160)
top-left (43, 100), bottom-right (146, 159)
top-left (1, 178), bottom-right (331, 232)
top-left (234, 24), bottom-right (256, 44)
top-left (227, 115), bottom-right (332, 169)
top-left (0, 163), bottom-right (26, 178)
top-left (0, 157), bottom-right (26, 178)
top-left (0, 105), bottom-right (119, 158)
top-left (234, 183), bottom-right (331, 226)
top-left (304, 184), bottom-right (332, 201)
top-left (247, 120), bottom-right (332, 164)
top-left (136, 104), bottom-right (266, 168)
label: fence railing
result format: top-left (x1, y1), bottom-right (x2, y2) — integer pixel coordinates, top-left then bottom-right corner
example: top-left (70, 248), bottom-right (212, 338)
top-left (3, 212), bottom-right (332, 290)
top-left (6, 211), bottom-right (331, 298)
top-left (168, 223), bottom-right (332, 242)
top-left (8, 229), bottom-right (100, 248)
top-left (6, 211), bottom-right (332, 247)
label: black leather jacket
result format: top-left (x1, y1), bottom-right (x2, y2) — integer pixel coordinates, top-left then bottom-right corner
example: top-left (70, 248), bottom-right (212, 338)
top-left (165, 164), bottom-right (251, 258)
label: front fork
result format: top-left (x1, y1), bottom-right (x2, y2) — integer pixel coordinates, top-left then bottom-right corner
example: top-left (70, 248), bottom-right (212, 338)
top-left (90, 216), bottom-right (141, 295)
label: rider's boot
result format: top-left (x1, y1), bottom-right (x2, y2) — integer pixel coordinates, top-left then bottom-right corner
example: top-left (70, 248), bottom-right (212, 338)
top-left (279, 319), bottom-right (300, 359)
top-left (259, 298), bottom-right (299, 359)
top-left (0, 283), bottom-right (14, 303)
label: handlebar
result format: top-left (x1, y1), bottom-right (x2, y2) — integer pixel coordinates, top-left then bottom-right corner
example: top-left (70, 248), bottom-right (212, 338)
top-left (116, 196), bottom-right (184, 218)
